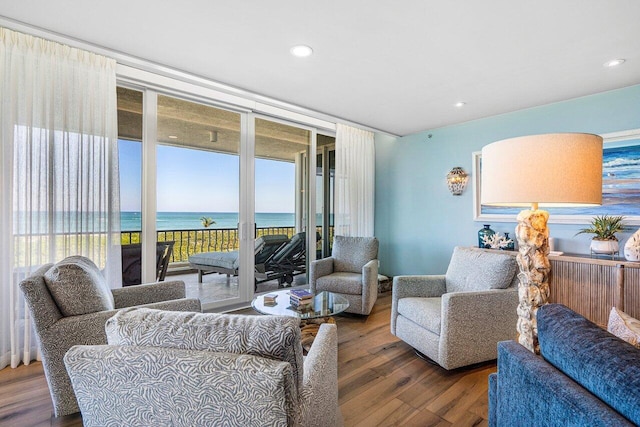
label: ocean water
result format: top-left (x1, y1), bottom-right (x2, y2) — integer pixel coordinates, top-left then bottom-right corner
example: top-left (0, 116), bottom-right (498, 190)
top-left (122, 211), bottom-right (296, 231)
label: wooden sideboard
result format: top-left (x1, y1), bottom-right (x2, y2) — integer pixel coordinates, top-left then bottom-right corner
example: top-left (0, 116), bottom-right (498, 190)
top-left (478, 248), bottom-right (640, 327)
top-left (548, 253), bottom-right (640, 327)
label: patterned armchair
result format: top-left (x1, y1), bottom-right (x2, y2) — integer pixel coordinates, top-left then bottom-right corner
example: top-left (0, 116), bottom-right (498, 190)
top-left (391, 247), bottom-right (519, 370)
top-left (19, 256), bottom-right (202, 417)
top-left (64, 308), bottom-right (342, 427)
top-left (310, 236), bottom-right (379, 315)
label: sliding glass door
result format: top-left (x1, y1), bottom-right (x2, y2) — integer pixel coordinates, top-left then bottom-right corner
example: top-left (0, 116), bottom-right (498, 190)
top-left (156, 94), bottom-right (242, 304)
top-left (116, 85), bottom-right (327, 310)
top-left (254, 117), bottom-right (316, 289)
top-left (316, 135), bottom-right (336, 258)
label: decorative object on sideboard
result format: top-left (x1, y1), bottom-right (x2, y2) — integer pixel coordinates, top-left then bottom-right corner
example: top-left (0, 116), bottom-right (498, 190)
top-left (504, 232), bottom-right (515, 251)
top-left (624, 228), bottom-right (640, 261)
top-left (575, 214), bottom-right (626, 257)
top-left (446, 167), bottom-right (469, 195)
top-left (481, 232), bottom-right (514, 250)
top-left (478, 224), bottom-right (495, 248)
top-left (481, 133), bottom-right (603, 354)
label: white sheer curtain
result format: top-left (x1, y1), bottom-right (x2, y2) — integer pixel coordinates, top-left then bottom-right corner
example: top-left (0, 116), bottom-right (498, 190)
top-left (0, 28), bottom-right (120, 369)
top-left (334, 123), bottom-right (375, 237)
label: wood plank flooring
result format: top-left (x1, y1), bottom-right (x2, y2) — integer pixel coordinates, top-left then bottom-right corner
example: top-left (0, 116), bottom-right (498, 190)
top-left (0, 293), bottom-right (496, 426)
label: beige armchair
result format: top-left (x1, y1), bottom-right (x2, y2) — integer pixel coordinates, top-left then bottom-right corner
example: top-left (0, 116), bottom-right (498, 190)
top-left (391, 247), bottom-right (519, 370)
top-left (19, 256), bottom-right (202, 417)
top-left (310, 236), bottom-right (379, 315)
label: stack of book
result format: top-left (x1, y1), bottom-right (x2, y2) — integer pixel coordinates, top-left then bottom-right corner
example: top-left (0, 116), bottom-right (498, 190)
top-left (290, 289), bottom-right (313, 310)
top-left (263, 293), bottom-right (278, 306)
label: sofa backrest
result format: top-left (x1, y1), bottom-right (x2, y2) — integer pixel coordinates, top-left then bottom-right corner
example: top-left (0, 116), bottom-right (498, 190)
top-left (445, 247), bottom-right (518, 293)
top-left (65, 344), bottom-right (295, 426)
top-left (538, 304), bottom-right (640, 426)
top-left (106, 308), bottom-right (304, 398)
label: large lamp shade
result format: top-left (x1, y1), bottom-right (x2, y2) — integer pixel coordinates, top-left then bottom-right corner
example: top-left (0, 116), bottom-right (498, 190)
top-left (481, 133), bottom-right (603, 208)
top-left (480, 132), bottom-right (603, 354)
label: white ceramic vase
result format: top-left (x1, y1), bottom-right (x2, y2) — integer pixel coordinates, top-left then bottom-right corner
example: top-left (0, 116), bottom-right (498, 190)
top-left (624, 229), bottom-right (640, 261)
top-left (590, 239), bottom-right (619, 255)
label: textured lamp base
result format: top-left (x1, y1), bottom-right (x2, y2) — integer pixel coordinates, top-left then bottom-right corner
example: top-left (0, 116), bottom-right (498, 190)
top-left (515, 209), bottom-right (551, 354)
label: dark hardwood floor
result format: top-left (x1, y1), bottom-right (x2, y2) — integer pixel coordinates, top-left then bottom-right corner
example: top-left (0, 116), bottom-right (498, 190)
top-left (0, 293), bottom-right (495, 426)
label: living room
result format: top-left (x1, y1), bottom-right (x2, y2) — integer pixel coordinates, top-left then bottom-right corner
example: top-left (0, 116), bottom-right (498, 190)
top-left (1, 2), bottom-right (640, 426)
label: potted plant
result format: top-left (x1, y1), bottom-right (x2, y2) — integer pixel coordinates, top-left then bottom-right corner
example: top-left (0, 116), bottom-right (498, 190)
top-left (575, 215), bottom-right (626, 254)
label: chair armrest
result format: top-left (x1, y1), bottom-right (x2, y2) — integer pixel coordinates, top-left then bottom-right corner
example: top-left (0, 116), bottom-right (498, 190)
top-left (362, 259), bottom-right (378, 288)
top-left (392, 275), bottom-right (447, 299)
top-left (391, 275), bottom-right (447, 335)
top-left (44, 298), bottom-right (201, 347)
top-left (361, 258), bottom-right (379, 304)
top-left (309, 257), bottom-right (334, 294)
top-left (301, 323), bottom-right (342, 427)
top-left (111, 280), bottom-right (187, 308)
top-left (439, 288), bottom-right (518, 366)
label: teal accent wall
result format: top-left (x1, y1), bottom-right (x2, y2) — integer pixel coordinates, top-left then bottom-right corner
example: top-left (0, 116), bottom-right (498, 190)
top-left (374, 84), bottom-right (640, 277)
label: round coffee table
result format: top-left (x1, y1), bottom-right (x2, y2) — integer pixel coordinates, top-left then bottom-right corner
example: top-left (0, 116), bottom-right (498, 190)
top-left (252, 288), bottom-right (349, 319)
top-left (252, 288), bottom-right (349, 352)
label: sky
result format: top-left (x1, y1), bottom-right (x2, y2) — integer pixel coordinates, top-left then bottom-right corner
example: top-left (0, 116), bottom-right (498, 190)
top-left (118, 140), bottom-right (295, 213)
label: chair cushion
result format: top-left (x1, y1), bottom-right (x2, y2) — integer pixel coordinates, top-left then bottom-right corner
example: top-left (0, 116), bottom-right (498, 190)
top-left (44, 255), bottom-right (114, 316)
top-left (316, 272), bottom-right (363, 295)
top-left (332, 236), bottom-right (379, 273)
top-left (397, 297), bottom-right (442, 335)
top-left (445, 247), bottom-right (517, 293)
top-left (188, 250), bottom-right (239, 270)
top-left (105, 308), bottom-right (304, 395)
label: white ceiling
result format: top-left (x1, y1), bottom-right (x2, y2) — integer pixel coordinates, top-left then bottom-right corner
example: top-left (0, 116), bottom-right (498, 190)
top-left (1, 0), bottom-right (639, 136)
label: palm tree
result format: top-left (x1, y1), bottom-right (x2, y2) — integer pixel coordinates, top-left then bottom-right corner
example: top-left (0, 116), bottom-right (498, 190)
top-left (201, 217), bottom-right (216, 228)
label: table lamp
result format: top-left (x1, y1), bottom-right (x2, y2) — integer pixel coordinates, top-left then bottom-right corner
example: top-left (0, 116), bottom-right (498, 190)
top-left (481, 133), bottom-right (603, 353)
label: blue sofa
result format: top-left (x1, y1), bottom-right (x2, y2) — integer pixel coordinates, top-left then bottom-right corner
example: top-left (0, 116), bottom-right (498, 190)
top-left (489, 304), bottom-right (640, 427)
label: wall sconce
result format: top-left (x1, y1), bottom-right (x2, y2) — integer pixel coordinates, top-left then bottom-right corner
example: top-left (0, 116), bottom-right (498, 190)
top-left (446, 167), bottom-right (468, 195)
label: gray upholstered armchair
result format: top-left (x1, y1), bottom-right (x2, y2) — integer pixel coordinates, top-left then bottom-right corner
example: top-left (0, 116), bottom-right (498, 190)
top-left (19, 256), bottom-right (202, 417)
top-left (310, 236), bottom-right (379, 315)
top-left (391, 247), bottom-right (519, 370)
top-left (64, 309), bottom-right (342, 427)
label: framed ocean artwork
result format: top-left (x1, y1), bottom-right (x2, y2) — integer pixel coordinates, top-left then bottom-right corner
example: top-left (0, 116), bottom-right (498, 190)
top-left (473, 128), bottom-right (640, 225)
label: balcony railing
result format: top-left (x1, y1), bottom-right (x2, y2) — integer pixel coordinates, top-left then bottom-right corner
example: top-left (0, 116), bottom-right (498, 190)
top-left (121, 226), bottom-right (332, 264)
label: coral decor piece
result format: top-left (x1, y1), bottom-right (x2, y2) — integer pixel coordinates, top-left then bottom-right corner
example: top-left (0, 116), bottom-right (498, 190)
top-left (514, 209), bottom-right (550, 354)
top-left (481, 232), bottom-right (514, 250)
top-left (625, 229), bottom-right (640, 261)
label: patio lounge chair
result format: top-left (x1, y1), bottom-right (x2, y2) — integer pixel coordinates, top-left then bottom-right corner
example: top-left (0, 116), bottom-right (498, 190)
top-left (188, 234), bottom-right (289, 283)
top-left (121, 241), bottom-right (175, 286)
top-left (256, 231), bottom-right (308, 286)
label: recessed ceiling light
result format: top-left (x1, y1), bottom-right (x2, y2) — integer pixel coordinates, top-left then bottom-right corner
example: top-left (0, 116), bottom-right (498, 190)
top-left (455, 102), bottom-right (466, 108)
top-left (604, 59), bottom-right (625, 67)
top-left (168, 135), bottom-right (178, 139)
top-left (290, 45), bottom-right (313, 58)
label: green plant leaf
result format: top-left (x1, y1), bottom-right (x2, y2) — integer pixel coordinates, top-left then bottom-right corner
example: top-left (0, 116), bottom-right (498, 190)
top-left (574, 215), bottom-right (626, 241)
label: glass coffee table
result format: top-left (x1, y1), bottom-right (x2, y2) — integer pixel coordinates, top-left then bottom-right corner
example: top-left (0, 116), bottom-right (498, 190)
top-left (252, 288), bottom-right (349, 320)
